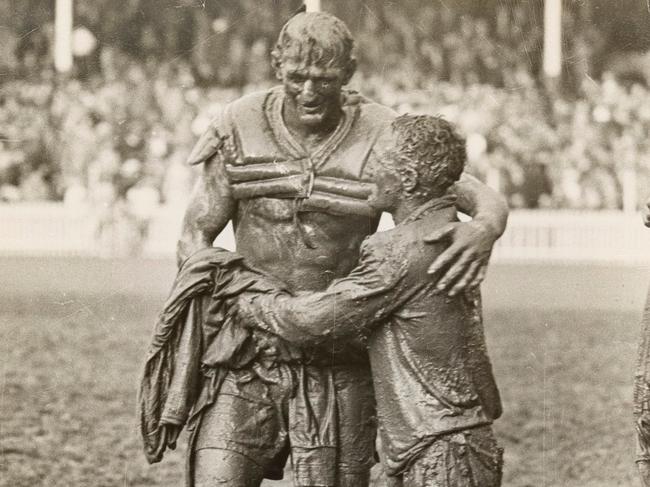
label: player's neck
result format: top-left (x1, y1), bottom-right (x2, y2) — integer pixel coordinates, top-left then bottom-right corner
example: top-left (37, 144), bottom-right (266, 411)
top-left (392, 192), bottom-right (445, 225)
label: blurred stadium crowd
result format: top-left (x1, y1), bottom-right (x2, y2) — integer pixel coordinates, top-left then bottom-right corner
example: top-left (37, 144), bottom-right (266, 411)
top-left (2, 0), bottom-right (650, 223)
top-left (3, 61), bottom-right (650, 212)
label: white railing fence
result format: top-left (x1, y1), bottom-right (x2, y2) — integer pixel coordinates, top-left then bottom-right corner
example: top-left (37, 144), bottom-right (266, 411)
top-left (1, 203), bottom-right (649, 264)
top-left (491, 210), bottom-right (650, 263)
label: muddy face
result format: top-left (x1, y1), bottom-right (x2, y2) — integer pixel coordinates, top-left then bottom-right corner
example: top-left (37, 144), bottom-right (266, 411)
top-left (278, 58), bottom-right (348, 130)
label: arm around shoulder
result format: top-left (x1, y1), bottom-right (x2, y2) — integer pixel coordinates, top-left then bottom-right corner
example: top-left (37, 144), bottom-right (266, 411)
top-left (453, 172), bottom-right (509, 239)
top-left (424, 173), bottom-right (509, 295)
top-left (234, 239), bottom-right (406, 343)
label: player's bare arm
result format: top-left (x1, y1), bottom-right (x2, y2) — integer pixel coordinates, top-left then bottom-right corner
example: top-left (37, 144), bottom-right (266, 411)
top-left (176, 156), bottom-right (235, 267)
top-left (234, 240), bottom-right (406, 345)
top-left (425, 172), bottom-right (508, 296)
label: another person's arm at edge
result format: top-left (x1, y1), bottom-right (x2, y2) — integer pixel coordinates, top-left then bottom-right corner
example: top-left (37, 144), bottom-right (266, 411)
top-left (425, 172), bottom-right (508, 296)
top-left (636, 193), bottom-right (650, 486)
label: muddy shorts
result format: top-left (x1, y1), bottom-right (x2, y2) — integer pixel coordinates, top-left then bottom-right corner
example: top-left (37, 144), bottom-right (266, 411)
top-left (386, 425), bottom-right (503, 487)
top-left (191, 361), bottom-right (376, 487)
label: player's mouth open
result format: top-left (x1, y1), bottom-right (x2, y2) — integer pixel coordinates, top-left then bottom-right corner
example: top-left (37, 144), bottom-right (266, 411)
top-left (300, 102), bottom-right (323, 113)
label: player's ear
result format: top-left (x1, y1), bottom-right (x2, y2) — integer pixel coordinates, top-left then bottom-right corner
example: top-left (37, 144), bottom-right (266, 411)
top-left (401, 166), bottom-right (418, 194)
top-left (342, 58), bottom-right (357, 85)
top-left (271, 50), bottom-right (284, 81)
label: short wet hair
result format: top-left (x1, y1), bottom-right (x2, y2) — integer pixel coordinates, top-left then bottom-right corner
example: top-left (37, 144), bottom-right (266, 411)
top-left (271, 12), bottom-right (355, 72)
top-left (391, 114), bottom-right (466, 194)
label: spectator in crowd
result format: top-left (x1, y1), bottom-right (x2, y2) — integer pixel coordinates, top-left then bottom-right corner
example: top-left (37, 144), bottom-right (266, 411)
top-left (3, 35), bottom-right (650, 255)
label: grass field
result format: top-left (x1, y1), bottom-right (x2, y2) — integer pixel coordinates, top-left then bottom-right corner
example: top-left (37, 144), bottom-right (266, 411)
top-left (1, 258), bottom-right (648, 486)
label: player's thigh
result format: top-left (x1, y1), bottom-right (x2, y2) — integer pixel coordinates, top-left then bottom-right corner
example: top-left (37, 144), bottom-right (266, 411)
top-left (192, 371), bottom-right (288, 481)
top-left (193, 448), bottom-right (265, 487)
top-left (194, 373), bottom-right (285, 459)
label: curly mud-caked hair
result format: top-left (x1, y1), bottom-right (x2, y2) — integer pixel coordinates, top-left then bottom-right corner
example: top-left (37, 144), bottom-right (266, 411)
top-left (391, 114), bottom-right (466, 196)
top-left (271, 12), bottom-right (356, 78)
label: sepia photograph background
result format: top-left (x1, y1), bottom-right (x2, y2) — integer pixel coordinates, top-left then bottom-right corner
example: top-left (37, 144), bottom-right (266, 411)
top-left (2, 1), bottom-right (650, 485)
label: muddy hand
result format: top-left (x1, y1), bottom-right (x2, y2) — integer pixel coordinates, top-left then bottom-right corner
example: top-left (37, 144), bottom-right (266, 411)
top-left (424, 220), bottom-right (495, 297)
top-left (161, 423), bottom-right (181, 450)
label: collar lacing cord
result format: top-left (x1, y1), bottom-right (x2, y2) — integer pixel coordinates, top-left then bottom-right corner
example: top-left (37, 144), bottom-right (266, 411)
top-left (293, 156), bottom-right (317, 249)
top-left (293, 198), bottom-right (317, 249)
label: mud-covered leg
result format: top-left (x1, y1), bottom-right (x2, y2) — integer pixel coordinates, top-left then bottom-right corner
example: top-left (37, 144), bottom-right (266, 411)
top-left (401, 426), bottom-right (503, 487)
top-left (333, 365), bottom-right (377, 487)
top-left (193, 448), bottom-right (265, 487)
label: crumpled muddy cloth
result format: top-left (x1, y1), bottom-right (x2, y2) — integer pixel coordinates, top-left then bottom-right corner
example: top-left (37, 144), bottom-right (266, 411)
top-left (137, 247), bottom-right (284, 464)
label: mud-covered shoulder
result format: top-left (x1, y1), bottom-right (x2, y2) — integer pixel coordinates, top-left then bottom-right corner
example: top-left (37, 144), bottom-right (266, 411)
top-left (349, 91), bottom-right (396, 120)
top-left (187, 88), bottom-right (277, 166)
top-left (228, 87), bottom-right (277, 114)
top-left (361, 224), bottom-right (415, 264)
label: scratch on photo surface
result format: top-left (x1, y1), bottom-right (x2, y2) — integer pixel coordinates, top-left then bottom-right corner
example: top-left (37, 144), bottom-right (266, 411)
top-left (584, 74), bottom-right (599, 89)
top-left (563, 53), bottom-right (581, 66)
top-left (362, 2), bottom-right (380, 22)
top-left (60, 300), bottom-right (95, 321)
top-left (175, 0), bottom-right (206, 9)
top-left (19, 26), bottom-right (40, 40)
top-left (59, 291), bottom-right (127, 333)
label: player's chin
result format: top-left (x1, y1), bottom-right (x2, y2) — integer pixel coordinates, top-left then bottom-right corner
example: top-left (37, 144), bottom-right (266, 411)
top-left (298, 112), bottom-right (327, 126)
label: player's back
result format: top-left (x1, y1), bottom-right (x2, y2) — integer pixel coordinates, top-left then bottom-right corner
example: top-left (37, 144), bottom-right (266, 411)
top-left (361, 203), bottom-right (502, 473)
